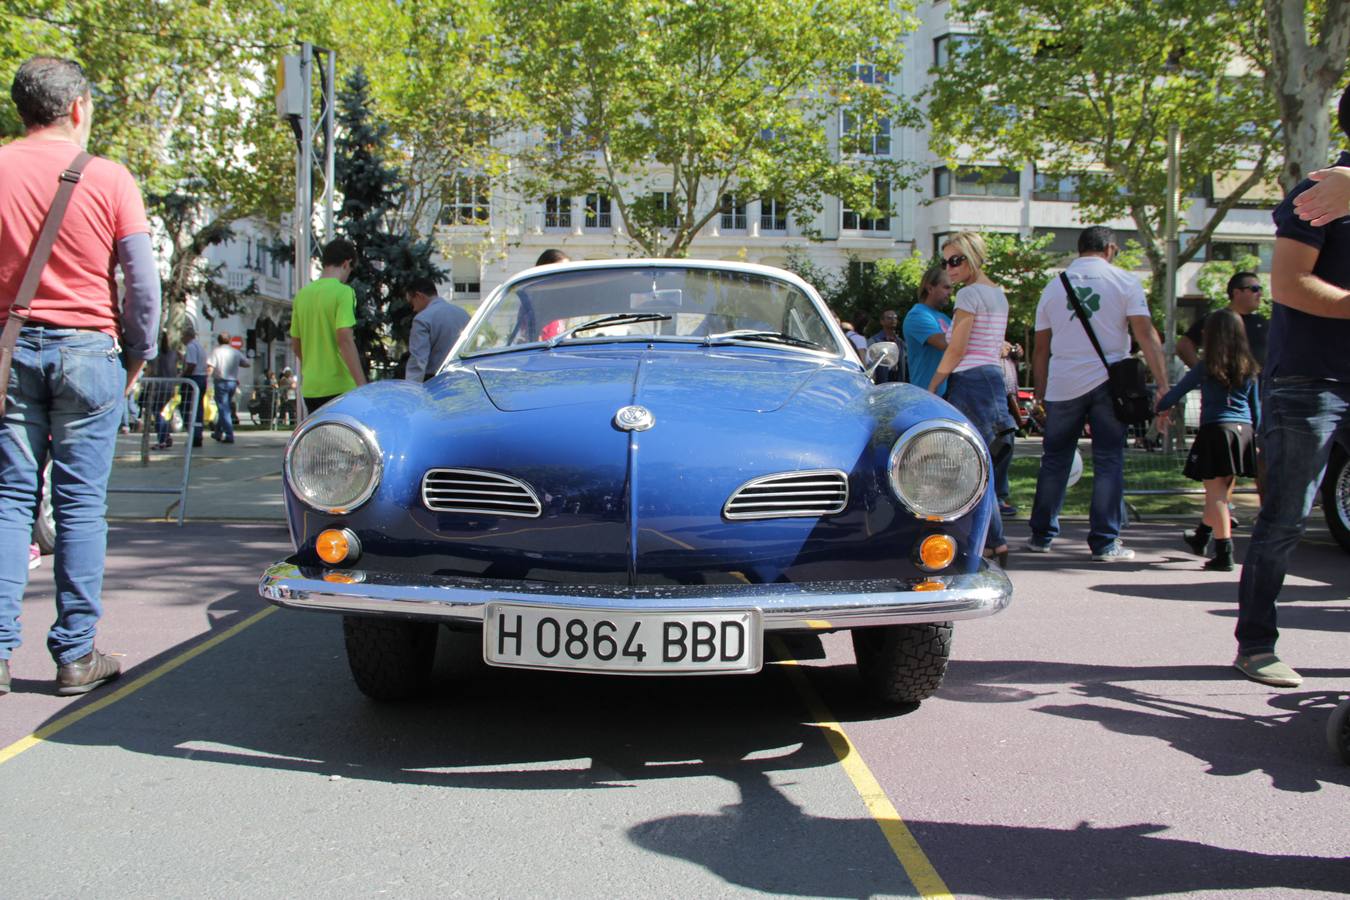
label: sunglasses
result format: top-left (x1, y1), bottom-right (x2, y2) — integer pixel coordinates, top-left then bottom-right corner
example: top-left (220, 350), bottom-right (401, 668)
top-left (1237, 284), bottom-right (1263, 293)
top-left (941, 254), bottom-right (967, 269)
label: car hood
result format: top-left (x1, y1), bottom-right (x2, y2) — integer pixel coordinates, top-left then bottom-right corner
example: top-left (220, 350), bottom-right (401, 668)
top-left (472, 346), bottom-right (832, 413)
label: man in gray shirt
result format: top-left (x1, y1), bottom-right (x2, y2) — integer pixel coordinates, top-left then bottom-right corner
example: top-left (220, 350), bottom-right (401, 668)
top-left (405, 278), bottom-right (470, 383)
top-left (206, 333), bottom-right (249, 442)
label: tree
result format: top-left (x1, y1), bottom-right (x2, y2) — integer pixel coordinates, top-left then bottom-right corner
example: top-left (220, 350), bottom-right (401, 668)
top-left (496, 0), bottom-right (922, 257)
top-left (313, 0), bottom-right (520, 242)
top-left (927, 0), bottom-right (1281, 312)
top-left (1260, 0), bottom-right (1350, 190)
top-left (1, 0), bottom-right (306, 328)
top-left (335, 67), bottom-right (445, 369)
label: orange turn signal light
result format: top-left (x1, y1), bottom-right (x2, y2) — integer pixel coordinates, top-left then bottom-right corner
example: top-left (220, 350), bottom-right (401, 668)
top-left (316, 528), bottom-right (358, 565)
top-left (918, 534), bottom-right (957, 571)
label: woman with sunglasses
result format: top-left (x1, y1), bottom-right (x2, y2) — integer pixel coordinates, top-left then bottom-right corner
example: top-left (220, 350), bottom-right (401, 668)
top-left (926, 231), bottom-right (1017, 566)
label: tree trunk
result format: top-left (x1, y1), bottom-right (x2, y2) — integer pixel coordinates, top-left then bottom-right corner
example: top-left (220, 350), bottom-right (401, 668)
top-left (1265, 0), bottom-right (1350, 192)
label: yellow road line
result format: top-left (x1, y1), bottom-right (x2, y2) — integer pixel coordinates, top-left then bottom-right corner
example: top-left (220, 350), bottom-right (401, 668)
top-left (0, 606), bottom-right (277, 767)
top-left (774, 641), bottom-right (953, 900)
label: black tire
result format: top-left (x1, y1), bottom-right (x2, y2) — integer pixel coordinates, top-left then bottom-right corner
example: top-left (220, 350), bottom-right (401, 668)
top-left (341, 616), bottom-right (438, 701)
top-left (34, 461), bottom-right (56, 555)
top-left (1329, 697), bottom-right (1350, 765)
top-left (851, 622), bottom-right (953, 705)
top-left (1322, 446), bottom-right (1350, 555)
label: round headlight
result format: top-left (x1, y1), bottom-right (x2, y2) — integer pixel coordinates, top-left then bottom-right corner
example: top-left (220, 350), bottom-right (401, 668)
top-left (888, 422), bottom-right (988, 521)
top-left (286, 420), bottom-right (381, 513)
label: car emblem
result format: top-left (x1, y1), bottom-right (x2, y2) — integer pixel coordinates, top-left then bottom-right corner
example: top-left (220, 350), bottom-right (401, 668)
top-left (614, 405), bottom-right (655, 432)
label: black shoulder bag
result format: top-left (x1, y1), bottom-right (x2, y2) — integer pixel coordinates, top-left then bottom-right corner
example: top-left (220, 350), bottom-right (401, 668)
top-left (1059, 271), bottom-right (1154, 426)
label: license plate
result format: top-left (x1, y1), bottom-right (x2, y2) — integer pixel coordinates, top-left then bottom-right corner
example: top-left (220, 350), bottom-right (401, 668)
top-left (483, 603), bottom-right (762, 674)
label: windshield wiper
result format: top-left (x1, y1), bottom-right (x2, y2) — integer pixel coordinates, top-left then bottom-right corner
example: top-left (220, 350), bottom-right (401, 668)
top-left (549, 313), bottom-right (673, 347)
top-left (703, 329), bottom-right (827, 351)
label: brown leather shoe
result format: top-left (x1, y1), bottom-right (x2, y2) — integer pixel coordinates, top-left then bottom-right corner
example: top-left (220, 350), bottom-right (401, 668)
top-left (56, 649), bottom-right (121, 696)
top-left (0, 658), bottom-right (10, 695)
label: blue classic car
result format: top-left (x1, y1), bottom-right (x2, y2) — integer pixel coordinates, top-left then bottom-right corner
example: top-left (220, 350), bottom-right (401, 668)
top-left (259, 259), bottom-right (1012, 704)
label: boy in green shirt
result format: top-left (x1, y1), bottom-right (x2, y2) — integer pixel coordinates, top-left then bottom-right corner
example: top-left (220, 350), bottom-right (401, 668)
top-left (290, 239), bottom-right (367, 412)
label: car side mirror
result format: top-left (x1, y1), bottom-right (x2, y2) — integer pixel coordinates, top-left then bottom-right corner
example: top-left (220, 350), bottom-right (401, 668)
top-left (864, 342), bottom-right (900, 377)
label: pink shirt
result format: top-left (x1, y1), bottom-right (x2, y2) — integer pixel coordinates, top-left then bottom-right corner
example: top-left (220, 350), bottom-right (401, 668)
top-left (953, 283), bottom-right (1009, 372)
top-left (0, 137), bottom-right (150, 337)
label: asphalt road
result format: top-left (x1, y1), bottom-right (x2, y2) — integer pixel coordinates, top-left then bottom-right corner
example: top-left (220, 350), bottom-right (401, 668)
top-left (2, 518), bottom-right (1347, 898)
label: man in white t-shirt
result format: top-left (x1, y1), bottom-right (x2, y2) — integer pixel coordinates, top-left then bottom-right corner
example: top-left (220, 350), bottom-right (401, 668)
top-left (1026, 226), bottom-right (1170, 561)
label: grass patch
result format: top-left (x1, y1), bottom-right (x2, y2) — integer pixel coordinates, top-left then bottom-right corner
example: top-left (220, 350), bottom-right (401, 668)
top-left (1006, 450), bottom-right (1256, 519)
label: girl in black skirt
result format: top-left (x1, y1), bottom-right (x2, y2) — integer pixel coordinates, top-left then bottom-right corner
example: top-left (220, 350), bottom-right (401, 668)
top-left (1155, 309), bottom-right (1261, 570)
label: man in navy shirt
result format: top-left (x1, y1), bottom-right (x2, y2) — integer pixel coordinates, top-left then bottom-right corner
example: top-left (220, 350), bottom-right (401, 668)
top-left (1233, 83), bottom-right (1350, 689)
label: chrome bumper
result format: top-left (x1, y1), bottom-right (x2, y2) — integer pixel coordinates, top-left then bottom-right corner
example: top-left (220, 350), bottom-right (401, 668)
top-left (258, 560), bottom-right (1012, 631)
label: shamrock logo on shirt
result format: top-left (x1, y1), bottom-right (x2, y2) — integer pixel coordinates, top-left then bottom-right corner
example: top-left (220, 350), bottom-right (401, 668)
top-left (1067, 285), bottom-right (1101, 321)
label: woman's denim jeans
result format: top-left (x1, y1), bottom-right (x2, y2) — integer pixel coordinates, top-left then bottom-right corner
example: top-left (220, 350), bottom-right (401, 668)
top-left (1236, 377), bottom-right (1350, 655)
top-left (1029, 382), bottom-right (1127, 554)
top-left (946, 366), bottom-right (1016, 550)
top-left (0, 326), bottom-right (123, 664)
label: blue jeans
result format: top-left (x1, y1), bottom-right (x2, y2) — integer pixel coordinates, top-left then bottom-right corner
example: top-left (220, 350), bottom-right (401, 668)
top-left (1029, 382), bottom-right (1127, 554)
top-left (0, 326), bottom-right (123, 664)
top-left (1236, 378), bottom-right (1350, 655)
top-left (946, 366), bottom-right (1015, 550)
top-left (212, 378), bottom-right (238, 439)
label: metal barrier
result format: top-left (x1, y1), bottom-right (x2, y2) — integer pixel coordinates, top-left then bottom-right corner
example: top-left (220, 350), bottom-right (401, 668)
top-left (110, 376), bottom-right (199, 526)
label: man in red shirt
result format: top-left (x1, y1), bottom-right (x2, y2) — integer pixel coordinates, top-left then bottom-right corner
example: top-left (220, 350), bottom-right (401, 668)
top-left (0, 57), bottom-right (161, 697)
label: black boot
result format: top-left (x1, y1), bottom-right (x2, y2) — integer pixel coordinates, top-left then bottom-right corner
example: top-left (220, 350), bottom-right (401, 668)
top-left (1205, 538), bottom-right (1235, 572)
top-left (1183, 523), bottom-right (1212, 556)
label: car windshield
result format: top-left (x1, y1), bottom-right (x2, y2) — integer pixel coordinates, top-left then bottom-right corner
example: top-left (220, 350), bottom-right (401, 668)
top-left (458, 266), bottom-right (841, 357)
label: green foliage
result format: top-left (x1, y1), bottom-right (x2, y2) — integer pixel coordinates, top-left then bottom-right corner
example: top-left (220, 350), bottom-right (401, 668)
top-left (335, 68), bottom-right (445, 367)
top-left (313, 0), bottom-right (518, 241)
top-left (496, 0), bottom-right (923, 256)
top-left (0, 0), bottom-right (307, 323)
top-left (977, 233), bottom-right (1056, 337)
top-left (928, 0), bottom-right (1280, 308)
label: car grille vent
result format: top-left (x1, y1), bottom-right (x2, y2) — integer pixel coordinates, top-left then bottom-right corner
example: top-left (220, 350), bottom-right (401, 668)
top-left (421, 468), bottom-right (543, 518)
top-left (723, 470), bottom-right (849, 520)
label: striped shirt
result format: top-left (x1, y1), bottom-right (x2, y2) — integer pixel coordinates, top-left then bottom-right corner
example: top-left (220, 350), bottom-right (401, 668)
top-left (953, 283), bottom-right (1009, 372)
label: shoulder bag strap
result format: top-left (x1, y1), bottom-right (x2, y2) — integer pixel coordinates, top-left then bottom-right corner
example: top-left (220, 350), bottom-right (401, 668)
top-left (0, 150), bottom-right (95, 415)
top-left (1059, 270), bottom-right (1111, 375)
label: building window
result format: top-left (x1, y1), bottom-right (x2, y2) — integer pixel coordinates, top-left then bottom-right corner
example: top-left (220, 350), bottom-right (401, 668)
top-left (440, 175), bottom-right (490, 226)
top-left (545, 194), bottom-right (572, 229)
top-left (760, 196), bottom-right (788, 233)
top-left (842, 112), bottom-right (891, 156)
top-left (933, 166), bottom-right (1020, 198)
top-left (934, 34), bottom-right (972, 67)
top-left (547, 123), bottom-right (573, 154)
top-left (1209, 239), bottom-right (1273, 270)
top-left (721, 193), bottom-right (747, 231)
top-left (1033, 170), bottom-right (1080, 202)
top-left (584, 193), bottom-right (612, 228)
top-left (850, 62), bottom-right (889, 84)
top-left (651, 191), bottom-right (679, 228)
top-left (270, 249), bottom-right (280, 279)
top-left (842, 180), bottom-right (890, 232)
top-left (453, 281), bottom-right (482, 297)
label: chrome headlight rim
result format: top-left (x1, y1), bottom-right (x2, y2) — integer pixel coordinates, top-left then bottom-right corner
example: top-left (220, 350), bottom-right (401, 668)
top-left (887, 419), bottom-right (990, 522)
top-left (284, 414), bottom-right (384, 514)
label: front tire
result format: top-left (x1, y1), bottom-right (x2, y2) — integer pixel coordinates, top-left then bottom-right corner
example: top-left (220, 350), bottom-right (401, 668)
top-left (852, 622), bottom-right (953, 705)
top-left (1322, 446), bottom-right (1350, 555)
top-left (342, 616), bottom-right (438, 701)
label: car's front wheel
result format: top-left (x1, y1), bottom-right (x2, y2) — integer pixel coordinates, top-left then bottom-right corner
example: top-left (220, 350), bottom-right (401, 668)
top-left (851, 622), bottom-right (953, 704)
top-left (1322, 445), bottom-right (1350, 555)
top-left (341, 616), bottom-right (438, 701)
